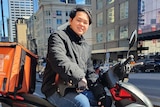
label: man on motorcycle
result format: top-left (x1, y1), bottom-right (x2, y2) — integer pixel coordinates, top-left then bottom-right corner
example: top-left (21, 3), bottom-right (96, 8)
top-left (41, 7), bottom-right (112, 107)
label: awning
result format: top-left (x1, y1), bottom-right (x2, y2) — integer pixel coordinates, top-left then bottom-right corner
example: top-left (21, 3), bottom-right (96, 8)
top-left (92, 47), bottom-right (136, 54)
top-left (91, 49), bottom-right (106, 54)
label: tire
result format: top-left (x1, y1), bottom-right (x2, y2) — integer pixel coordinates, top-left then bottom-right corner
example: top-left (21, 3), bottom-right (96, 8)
top-left (154, 66), bottom-right (160, 72)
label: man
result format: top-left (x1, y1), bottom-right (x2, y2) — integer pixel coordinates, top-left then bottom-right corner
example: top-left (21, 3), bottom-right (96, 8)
top-left (41, 7), bottom-right (112, 107)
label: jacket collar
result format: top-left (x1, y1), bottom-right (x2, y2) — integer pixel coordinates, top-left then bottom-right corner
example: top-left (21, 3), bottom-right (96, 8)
top-left (64, 26), bottom-right (84, 44)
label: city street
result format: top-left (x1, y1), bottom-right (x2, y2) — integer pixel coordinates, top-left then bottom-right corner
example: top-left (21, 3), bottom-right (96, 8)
top-left (129, 73), bottom-right (160, 106)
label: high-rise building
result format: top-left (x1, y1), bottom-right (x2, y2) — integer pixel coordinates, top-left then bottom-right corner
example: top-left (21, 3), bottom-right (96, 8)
top-left (91, 0), bottom-right (138, 63)
top-left (8, 0), bottom-right (34, 42)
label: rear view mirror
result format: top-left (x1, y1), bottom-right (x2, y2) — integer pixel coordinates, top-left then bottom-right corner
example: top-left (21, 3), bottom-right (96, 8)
top-left (127, 30), bottom-right (137, 58)
top-left (129, 30), bottom-right (137, 50)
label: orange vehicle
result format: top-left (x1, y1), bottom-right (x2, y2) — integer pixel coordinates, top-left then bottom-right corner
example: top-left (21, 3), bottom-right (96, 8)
top-left (0, 42), bottom-right (55, 107)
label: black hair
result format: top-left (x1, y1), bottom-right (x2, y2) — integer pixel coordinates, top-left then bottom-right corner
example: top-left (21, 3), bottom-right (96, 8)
top-left (69, 7), bottom-right (92, 25)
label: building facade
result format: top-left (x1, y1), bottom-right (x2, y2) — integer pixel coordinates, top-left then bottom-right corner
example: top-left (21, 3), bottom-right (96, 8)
top-left (91, 0), bottom-right (138, 64)
top-left (26, 14), bottom-right (37, 54)
top-left (8, 0), bottom-right (34, 42)
top-left (137, 0), bottom-right (160, 57)
top-left (16, 18), bottom-right (27, 48)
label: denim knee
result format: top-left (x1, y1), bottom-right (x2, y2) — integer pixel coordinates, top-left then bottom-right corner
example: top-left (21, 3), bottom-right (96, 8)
top-left (74, 93), bottom-right (90, 107)
top-left (47, 92), bottom-right (90, 107)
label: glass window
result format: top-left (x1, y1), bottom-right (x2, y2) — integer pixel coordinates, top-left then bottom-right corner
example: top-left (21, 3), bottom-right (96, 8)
top-left (57, 19), bottom-right (62, 25)
top-left (120, 1), bottom-right (128, 20)
top-left (45, 10), bottom-right (51, 16)
top-left (56, 10), bottom-right (62, 16)
top-left (107, 0), bottom-right (114, 5)
top-left (45, 27), bottom-right (52, 34)
top-left (45, 19), bottom-right (51, 25)
top-left (107, 7), bottom-right (114, 24)
top-left (66, 11), bottom-right (68, 16)
top-left (97, 12), bottom-right (103, 27)
top-left (107, 29), bottom-right (115, 41)
top-left (96, 32), bottom-right (103, 43)
top-left (96, 0), bottom-right (103, 10)
top-left (120, 25), bottom-right (128, 39)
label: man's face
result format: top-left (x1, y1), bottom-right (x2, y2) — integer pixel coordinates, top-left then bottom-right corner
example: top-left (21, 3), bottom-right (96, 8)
top-left (69, 11), bottom-right (90, 36)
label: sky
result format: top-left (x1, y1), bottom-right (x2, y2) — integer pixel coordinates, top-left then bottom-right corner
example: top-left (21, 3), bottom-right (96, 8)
top-left (0, 0), bottom-right (8, 18)
top-left (76, 0), bottom-right (85, 4)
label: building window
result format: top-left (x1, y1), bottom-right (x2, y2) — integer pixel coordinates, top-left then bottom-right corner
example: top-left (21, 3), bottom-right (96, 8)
top-left (96, 0), bottom-right (103, 10)
top-left (56, 10), bottom-right (62, 16)
top-left (66, 11), bottom-right (70, 16)
top-left (107, 7), bottom-right (114, 24)
top-left (96, 32), bottom-right (103, 43)
top-left (86, 0), bottom-right (91, 5)
top-left (57, 19), bottom-right (62, 24)
top-left (97, 12), bottom-right (103, 27)
top-left (45, 19), bottom-right (51, 25)
top-left (120, 1), bottom-right (128, 20)
top-left (45, 10), bottom-right (51, 16)
top-left (107, 0), bottom-right (114, 5)
top-left (107, 29), bottom-right (115, 41)
top-left (45, 27), bottom-right (52, 34)
top-left (120, 25), bottom-right (128, 39)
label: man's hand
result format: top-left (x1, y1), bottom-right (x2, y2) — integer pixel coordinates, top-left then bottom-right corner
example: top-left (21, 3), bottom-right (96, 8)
top-left (88, 79), bottom-right (108, 107)
top-left (76, 78), bottom-right (88, 93)
top-left (97, 95), bottom-right (107, 107)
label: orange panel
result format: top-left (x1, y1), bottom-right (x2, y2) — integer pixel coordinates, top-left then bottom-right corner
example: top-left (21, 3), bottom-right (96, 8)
top-left (0, 47), bottom-right (15, 92)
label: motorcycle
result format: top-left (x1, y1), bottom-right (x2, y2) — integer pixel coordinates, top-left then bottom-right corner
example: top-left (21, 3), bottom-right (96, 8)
top-left (99, 30), bottom-right (153, 107)
top-left (0, 30), bottom-right (153, 107)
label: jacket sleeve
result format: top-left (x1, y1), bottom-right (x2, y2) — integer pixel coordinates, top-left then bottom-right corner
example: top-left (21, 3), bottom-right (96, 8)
top-left (47, 32), bottom-right (85, 84)
top-left (86, 49), bottom-right (106, 101)
top-left (86, 56), bottom-right (98, 83)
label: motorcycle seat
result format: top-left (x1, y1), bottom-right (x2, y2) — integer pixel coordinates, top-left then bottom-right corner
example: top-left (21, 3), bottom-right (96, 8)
top-left (21, 93), bottom-right (56, 107)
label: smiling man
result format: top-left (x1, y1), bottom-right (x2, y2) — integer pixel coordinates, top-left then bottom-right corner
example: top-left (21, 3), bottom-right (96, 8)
top-left (41, 7), bottom-right (112, 107)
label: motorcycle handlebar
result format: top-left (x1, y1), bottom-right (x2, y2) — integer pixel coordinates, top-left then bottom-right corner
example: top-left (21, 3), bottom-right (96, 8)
top-left (131, 62), bottom-right (144, 67)
top-left (121, 55), bottom-right (134, 66)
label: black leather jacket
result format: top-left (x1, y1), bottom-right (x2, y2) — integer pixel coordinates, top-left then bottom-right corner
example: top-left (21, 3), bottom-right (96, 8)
top-left (41, 26), bottom-right (100, 98)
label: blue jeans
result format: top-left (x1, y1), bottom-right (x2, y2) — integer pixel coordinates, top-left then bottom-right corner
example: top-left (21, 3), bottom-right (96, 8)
top-left (47, 90), bottom-right (112, 107)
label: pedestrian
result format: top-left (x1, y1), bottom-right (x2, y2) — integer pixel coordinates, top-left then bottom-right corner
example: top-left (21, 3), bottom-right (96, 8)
top-left (41, 7), bottom-right (112, 107)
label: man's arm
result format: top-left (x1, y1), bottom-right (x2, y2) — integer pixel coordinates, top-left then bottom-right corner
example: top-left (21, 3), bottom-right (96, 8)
top-left (47, 32), bottom-right (85, 83)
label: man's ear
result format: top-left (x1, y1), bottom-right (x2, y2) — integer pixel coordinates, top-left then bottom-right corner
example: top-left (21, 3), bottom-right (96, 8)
top-left (69, 18), bottom-right (72, 24)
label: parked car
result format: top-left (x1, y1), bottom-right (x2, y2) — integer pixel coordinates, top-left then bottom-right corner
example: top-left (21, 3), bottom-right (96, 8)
top-left (99, 62), bottom-right (113, 73)
top-left (93, 62), bottom-right (114, 74)
top-left (132, 59), bottom-right (160, 73)
top-left (154, 60), bottom-right (160, 72)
